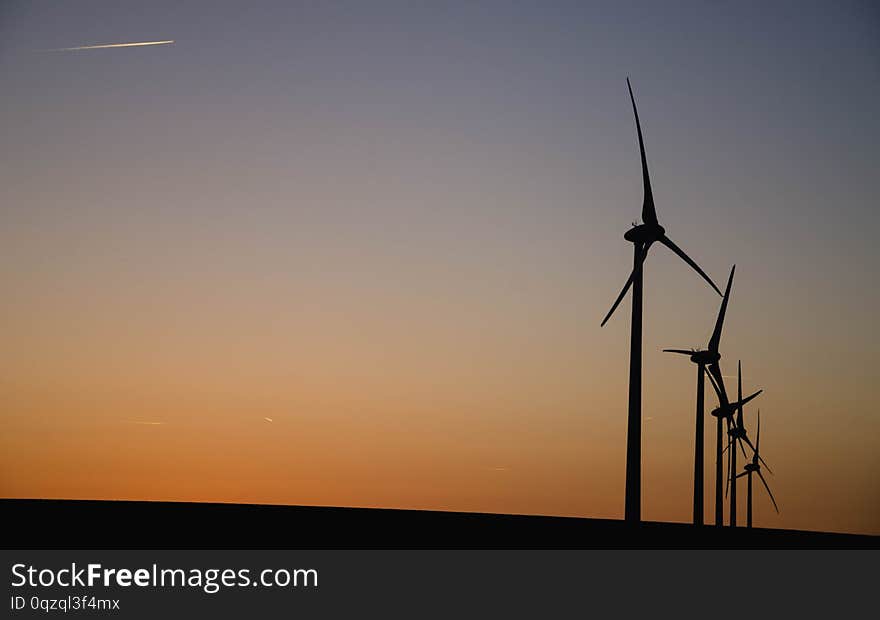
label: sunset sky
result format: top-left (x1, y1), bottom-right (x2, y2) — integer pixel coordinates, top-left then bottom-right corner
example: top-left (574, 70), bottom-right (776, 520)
top-left (1, 1), bottom-right (878, 535)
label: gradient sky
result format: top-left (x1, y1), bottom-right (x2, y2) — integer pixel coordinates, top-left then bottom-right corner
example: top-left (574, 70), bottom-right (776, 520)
top-left (1, 1), bottom-right (878, 535)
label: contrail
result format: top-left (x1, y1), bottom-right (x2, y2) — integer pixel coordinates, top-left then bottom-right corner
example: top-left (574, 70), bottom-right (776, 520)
top-left (43, 40), bottom-right (174, 52)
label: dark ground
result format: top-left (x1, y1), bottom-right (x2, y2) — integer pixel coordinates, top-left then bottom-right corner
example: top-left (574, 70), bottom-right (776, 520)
top-left (2, 499), bottom-right (876, 549)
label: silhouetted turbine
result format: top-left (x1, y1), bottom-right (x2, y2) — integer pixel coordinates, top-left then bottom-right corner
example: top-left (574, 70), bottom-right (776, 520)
top-left (707, 365), bottom-right (762, 527)
top-left (736, 410), bottom-right (779, 527)
top-left (726, 361), bottom-right (773, 527)
top-left (728, 361), bottom-right (773, 474)
top-left (664, 265), bottom-right (735, 526)
top-left (729, 361), bottom-right (745, 526)
top-left (600, 78), bottom-right (722, 523)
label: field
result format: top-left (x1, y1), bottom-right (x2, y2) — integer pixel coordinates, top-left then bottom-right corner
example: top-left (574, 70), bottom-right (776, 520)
top-left (3, 500), bottom-right (875, 549)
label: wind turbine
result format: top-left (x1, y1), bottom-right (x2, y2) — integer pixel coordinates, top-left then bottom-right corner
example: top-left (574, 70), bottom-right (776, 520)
top-left (600, 78), bottom-right (722, 523)
top-left (707, 365), bottom-right (762, 527)
top-left (707, 367), bottom-right (733, 526)
top-left (737, 409), bottom-right (779, 527)
top-left (729, 361), bottom-right (745, 526)
top-left (726, 360), bottom-right (772, 526)
top-left (664, 265), bottom-right (735, 526)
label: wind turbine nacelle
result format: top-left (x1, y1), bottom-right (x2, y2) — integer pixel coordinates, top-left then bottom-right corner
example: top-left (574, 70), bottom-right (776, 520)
top-left (690, 350), bottom-right (720, 365)
top-left (624, 223), bottom-right (664, 243)
top-left (744, 463), bottom-right (759, 473)
top-left (710, 406), bottom-right (734, 419)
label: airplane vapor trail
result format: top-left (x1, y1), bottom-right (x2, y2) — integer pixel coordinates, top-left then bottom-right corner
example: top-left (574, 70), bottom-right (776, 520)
top-left (43, 40), bottom-right (174, 52)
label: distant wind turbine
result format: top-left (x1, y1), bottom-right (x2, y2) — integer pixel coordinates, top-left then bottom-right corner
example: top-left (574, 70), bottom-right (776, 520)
top-left (736, 410), bottom-right (779, 527)
top-left (600, 78), bottom-right (722, 523)
top-left (707, 363), bottom-right (762, 527)
top-left (725, 360), bottom-right (771, 526)
top-left (664, 265), bottom-right (736, 526)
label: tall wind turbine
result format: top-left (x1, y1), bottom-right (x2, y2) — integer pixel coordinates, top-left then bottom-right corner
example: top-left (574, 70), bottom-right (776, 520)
top-left (707, 368), bottom-right (762, 527)
top-left (664, 265), bottom-right (735, 525)
top-left (601, 78), bottom-right (722, 523)
top-left (737, 410), bottom-right (779, 527)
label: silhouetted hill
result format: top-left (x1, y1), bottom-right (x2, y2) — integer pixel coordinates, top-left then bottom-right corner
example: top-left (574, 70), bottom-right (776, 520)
top-left (2, 499), bottom-right (875, 549)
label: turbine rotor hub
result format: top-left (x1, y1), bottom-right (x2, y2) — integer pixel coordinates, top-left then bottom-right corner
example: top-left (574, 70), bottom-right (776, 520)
top-left (710, 407), bottom-right (734, 419)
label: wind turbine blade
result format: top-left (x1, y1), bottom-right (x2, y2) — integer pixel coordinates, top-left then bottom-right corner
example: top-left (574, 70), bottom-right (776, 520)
top-left (736, 472), bottom-right (748, 479)
top-left (705, 366), bottom-right (719, 391)
top-left (737, 436), bottom-right (749, 459)
top-left (737, 360), bottom-right (743, 403)
top-left (736, 389), bottom-right (763, 409)
top-left (756, 410), bottom-right (761, 454)
top-left (706, 363), bottom-right (729, 405)
top-left (658, 235), bottom-right (722, 296)
top-left (708, 265), bottom-right (735, 353)
top-left (600, 241), bottom-right (652, 326)
top-left (757, 470), bottom-right (780, 513)
top-left (663, 349), bottom-right (693, 355)
top-left (735, 362), bottom-right (745, 428)
top-left (626, 78), bottom-right (657, 226)
top-left (725, 440), bottom-right (732, 498)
